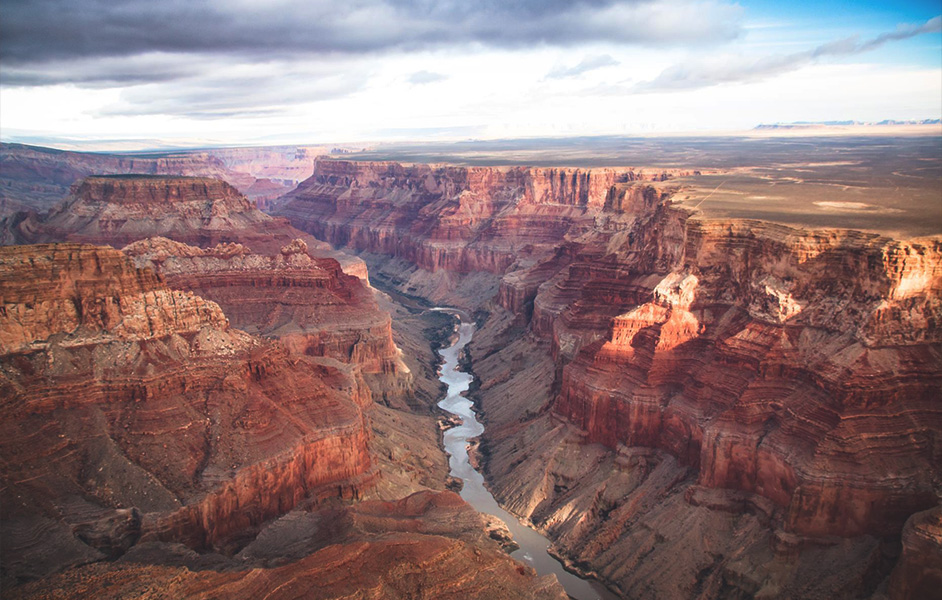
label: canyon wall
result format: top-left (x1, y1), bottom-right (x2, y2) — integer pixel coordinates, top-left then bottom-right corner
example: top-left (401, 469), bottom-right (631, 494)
top-left (0, 175), bottom-right (418, 402)
top-left (0, 244), bottom-right (374, 584)
top-left (272, 159), bottom-right (685, 306)
top-left (123, 236), bottom-right (411, 404)
top-left (273, 159), bottom-right (942, 598)
top-left (0, 243), bottom-right (565, 599)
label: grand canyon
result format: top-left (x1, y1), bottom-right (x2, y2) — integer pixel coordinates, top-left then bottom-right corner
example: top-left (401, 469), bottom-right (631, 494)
top-left (0, 133), bottom-right (939, 599)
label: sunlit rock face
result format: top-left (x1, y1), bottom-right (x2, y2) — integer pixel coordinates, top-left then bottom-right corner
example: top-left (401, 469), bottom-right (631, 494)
top-left (0, 244), bottom-right (376, 586)
top-left (273, 158), bottom-right (941, 598)
top-left (551, 217), bottom-right (942, 539)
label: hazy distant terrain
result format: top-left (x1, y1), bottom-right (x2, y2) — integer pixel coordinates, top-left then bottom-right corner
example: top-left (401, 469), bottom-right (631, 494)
top-left (3, 135), bottom-right (939, 238)
top-left (346, 134), bottom-right (942, 238)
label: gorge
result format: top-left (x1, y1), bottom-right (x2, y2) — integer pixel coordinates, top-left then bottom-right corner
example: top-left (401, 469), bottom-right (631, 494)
top-left (272, 157), bottom-right (942, 599)
top-left (1, 144), bottom-right (939, 600)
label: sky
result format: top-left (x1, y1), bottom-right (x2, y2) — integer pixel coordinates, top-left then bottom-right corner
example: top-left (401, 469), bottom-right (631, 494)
top-left (0, 0), bottom-right (940, 149)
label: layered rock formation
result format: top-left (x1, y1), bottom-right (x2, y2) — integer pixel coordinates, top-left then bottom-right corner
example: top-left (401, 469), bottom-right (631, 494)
top-left (0, 244), bottom-right (374, 585)
top-left (272, 159), bottom-right (687, 306)
top-left (272, 158), bottom-right (942, 598)
top-left (122, 236), bottom-right (411, 404)
top-left (0, 176), bottom-right (418, 395)
top-left (482, 216), bottom-right (942, 598)
top-left (6, 176), bottom-right (315, 252)
top-left (0, 243), bottom-right (566, 599)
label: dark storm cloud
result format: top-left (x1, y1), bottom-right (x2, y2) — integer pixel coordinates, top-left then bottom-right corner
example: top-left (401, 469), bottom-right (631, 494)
top-left (546, 54), bottom-right (620, 78)
top-left (633, 16), bottom-right (942, 93)
top-left (0, 0), bottom-right (741, 66)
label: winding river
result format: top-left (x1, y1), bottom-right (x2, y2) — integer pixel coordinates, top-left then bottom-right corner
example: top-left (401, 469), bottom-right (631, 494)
top-left (434, 310), bottom-right (617, 600)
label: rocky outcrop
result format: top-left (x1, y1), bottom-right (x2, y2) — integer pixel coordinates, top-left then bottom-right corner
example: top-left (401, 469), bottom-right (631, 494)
top-left (549, 219), bottom-right (942, 539)
top-left (3, 174), bottom-right (414, 410)
top-left (8, 176), bottom-right (311, 251)
top-left (888, 506), bottom-right (942, 600)
top-left (0, 244), bottom-right (374, 584)
top-left (122, 236), bottom-right (412, 404)
top-left (9, 491), bottom-right (566, 600)
top-left (2, 173), bottom-right (368, 276)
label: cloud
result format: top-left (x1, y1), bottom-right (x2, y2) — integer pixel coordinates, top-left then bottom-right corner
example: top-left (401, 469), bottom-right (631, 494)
top-left (633, 15), bottom-right (942, 93)
top-left (93, 59), bottom-right (371, 119)
top-left (1, 0), bottom-right (742, 68)
top-left (546, 54), bottom-right (620, 79)
top-left (408, 70), bottom-right (447, 85)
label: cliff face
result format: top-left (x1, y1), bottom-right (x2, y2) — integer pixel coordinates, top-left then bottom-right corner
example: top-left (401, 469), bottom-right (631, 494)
top-left (0, 244), bottom-right (374, 584)
top-left (484, 210), bottom-right (941, 597)
top-left (0, 176), bottom-right (415, 393)
top-left (272, 159), bottom-right (941, 598)
top-left (550, 218), bottom-right (942, 538)
top-left (8, 176), bottom-right (315, 253)
top-left (272, 160), bottom-right (685, 304)
top-left (122, 236), bottom-right (411, 404)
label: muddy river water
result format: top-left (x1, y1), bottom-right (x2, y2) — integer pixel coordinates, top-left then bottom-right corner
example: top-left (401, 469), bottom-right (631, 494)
top-left (435, 311), bottom-right (617, 600)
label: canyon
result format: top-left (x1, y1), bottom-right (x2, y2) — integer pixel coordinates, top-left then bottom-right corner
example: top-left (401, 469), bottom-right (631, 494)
top-left (1, 146), bottom-right (939, 599)
top-left (274, 157), bottom-right (942, 599)
top-left (0, 176), bottom-right (567, 598)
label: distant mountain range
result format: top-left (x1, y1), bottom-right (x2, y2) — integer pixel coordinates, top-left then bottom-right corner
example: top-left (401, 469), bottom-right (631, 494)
top-left (755, 119), bottom-right (941, 129)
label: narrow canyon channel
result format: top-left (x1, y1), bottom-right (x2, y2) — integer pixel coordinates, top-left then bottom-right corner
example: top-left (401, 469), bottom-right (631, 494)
top-left (435, 309), bottom-right (618, 600)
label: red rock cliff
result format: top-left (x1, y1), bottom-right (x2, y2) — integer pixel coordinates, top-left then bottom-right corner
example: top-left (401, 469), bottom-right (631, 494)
top-left (122, 236), bottom-right (411, 404)
top-left (3, 176), bottom-right (413, 399)
top-left (0, 244), bottom-right (374, 584)
top-left (272, 159), bottom-right (683, 277)
top-left (550, 216), bottom-right (942, 538)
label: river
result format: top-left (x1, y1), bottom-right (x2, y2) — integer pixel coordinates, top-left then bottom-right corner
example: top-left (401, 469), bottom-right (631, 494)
top-left (434, 310), bottom-right (618, 600)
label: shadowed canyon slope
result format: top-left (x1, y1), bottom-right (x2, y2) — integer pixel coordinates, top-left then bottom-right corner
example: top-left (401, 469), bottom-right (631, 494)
top-left (0, 244), bottom-right (373, 580)
top-left (274, 158), bottom-right (942, 599)
top-left (0, 243), bottom-right (564, 599)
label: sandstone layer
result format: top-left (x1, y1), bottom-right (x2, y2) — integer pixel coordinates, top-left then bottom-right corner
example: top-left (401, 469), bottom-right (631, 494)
top-left (0, 244), bottom-right (375, 586)
top-left (122, 236), bottom-right (411, 404)
top-left (476, 215), bottom-right (941, 598)
top-left (273, 158), bottom-right (942, 599)
top-left (5, 176), bottom-right (323, 255)
top-left (0, 175), bottom-right (417, 396)
top-left (272, 159), bottom-right (687, 307)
